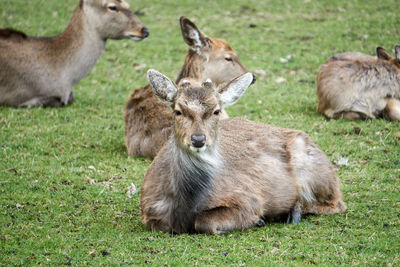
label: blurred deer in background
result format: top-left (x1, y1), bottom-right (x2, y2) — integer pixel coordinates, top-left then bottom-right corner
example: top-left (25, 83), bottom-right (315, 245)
top-left (124, 16), bottom-right (256, 159)
top-left (325, 51), bottom-right (376, 63)
top-left (140, 69), bottom-right (346, 234)
top-left (317, 45), bottom-right (400, 120)
top-left (0, 0), bottom-right (149, 107)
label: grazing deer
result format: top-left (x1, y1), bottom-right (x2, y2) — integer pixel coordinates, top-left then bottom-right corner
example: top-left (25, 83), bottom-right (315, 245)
top-left (140, 69), bottom-right (346, 234)
top-left (317, 45), bottom-right (400, 120)
top-left (124, 16), bottom-right (256, 159)
top-left (0, 0), bottom-right (149, 107)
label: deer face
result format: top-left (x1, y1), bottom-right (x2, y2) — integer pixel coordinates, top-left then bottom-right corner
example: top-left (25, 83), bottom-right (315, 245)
top-left (173, 79), bottom-right (221, 153)
top-left (84, 0), bottom-right (149, 41)
top-left (202, 39), bottom-right (252, 86)
top-left (180, 17), bottom-right (256, 86)
top-left (147, 69), bottom-right (254, 154)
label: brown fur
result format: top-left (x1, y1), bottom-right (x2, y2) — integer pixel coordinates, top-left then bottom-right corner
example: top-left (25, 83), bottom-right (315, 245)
top-left (317, 45), bottom-right (400, 120)
top-left (124, 17), bottom-right (254, 159)
top-left (140, 71), bottom-right (346, 234)
top-left (325, 52), bottom-right (375, 63)
top-left (0, 0), bottom-right (148, 107)
top-left (324, 46), bottom-right (393, 64)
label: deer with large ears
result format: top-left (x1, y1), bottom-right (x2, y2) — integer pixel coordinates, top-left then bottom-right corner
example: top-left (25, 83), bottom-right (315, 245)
top-left (0, 0), bottom-right (149, 107)
top-left (140, 69), bottom-right (346, 234)
top-left (317, 45), bottom-right (400, 120)
top-left (124, 16), bottom-right (256, 159)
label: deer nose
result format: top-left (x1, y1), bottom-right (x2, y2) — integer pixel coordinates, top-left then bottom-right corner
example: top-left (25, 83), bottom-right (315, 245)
top-left (191, 135), bottom-right (206, 148)
top-left (141, 27), bottom-right (149, 38)
top-left (251, 74), bottom-right (257, 84)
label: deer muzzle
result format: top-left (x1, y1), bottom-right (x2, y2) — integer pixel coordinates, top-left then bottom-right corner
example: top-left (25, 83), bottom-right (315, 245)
top-left (191, 134), bottom-right (206, 148)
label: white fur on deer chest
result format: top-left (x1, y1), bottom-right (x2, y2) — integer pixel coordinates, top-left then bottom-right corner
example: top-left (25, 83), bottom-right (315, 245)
top-left (151, 196), bottom-right (174, 219)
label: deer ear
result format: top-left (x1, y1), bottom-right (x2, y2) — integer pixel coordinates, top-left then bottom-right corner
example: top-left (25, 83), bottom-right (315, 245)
top-left (376, 47), bottom-right (391, 60)
top-left (147, 69), bottom-right (178, 107)
top-left (180, 16), bottom-right (209, 54)
top-left (395, 45), bottom-right (400, 61)
top-left (220, 73), bottom-right (253, 108)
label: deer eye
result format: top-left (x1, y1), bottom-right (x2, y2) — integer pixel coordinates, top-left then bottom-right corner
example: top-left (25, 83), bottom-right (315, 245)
top-left (174, 110), bottom-right (182, 116)
top-left (108, 5), bottom-right (118, 12)
top-left (213, 109), bottom-right (221, 115)
top-left (225, 57), bottom-right (233, 62)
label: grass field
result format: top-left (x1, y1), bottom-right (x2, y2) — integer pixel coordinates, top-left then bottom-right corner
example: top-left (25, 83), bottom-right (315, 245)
top-left (1, 0), bottom-right (400, 265)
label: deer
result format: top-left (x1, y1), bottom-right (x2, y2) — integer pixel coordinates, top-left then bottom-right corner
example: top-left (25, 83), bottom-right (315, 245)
top-left (325, 51), bottom-right (376, 64)
top-left (317, 45), bottom-right (400, 120)
top-left (140, 69), bottom-right (346, 234)
top-left (124, 16), bottom-right (256, 159)
top-left (0, 0), bottom-right (149, 107)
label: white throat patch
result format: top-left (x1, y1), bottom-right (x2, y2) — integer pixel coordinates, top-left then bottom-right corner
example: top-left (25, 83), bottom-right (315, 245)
top-left (189, 145), bottom-right (207, 153)
top-left (188, 145), bottom-right (221, 168)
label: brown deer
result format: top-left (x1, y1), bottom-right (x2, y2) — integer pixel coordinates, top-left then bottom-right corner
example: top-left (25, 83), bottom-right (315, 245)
top-left (140, 69), bottom-right (346, 234)
top-left (124, 16), bottom-right (255, 159)
top-left (325, 51), bottom-right (376, 64)
top-left (317, 45), bottom-right (400, 120)
top-left (0, 0), bottom-right (149, 107)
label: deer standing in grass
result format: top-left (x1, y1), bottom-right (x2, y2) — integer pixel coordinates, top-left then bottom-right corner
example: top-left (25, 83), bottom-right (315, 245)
top-left (140, 69), bottom-right (346, 234)
top-left (0, 0), bottom-right (149, 107)
top-left (317, 45), bottom-right (400, 120)
top-left (124, 16), bottom-right (255, 159)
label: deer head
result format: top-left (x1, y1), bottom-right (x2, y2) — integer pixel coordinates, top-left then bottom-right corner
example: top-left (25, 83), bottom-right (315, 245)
top-left (179, 16), bottom-right (255, 85)
top-left (147, 69), bottom-right (253, 154)
top-left (82, 0), bottom-right (149, 40)
top-left (376, 45), bottom-right (400, 69)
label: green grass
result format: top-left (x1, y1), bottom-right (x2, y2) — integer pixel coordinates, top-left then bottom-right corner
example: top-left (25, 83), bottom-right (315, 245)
top-left (1, 0), bottom-right (400, 265)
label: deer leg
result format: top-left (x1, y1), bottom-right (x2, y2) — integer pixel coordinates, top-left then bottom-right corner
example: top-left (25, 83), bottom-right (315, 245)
top-left (67, 91), bottom-right (75, 105)
top-left (287, 201), bottom-right (302, 224)
top-left (19, 96), bottom-right (63, 107)
top-left (333, 111), bottom-right (367, 120)
top-left (303, 199), bottom-right (346, 215)
top-left (194, 207), bottom-right (261, 234)
top-left (144, 219), bottom-right (171, 233)
top-left (253, 218), bottom-right (266, 227)
top-left (288, 134), bottom-right (347, 217)
top-left (383, 98), bottom-right (400, 121)
top-left (42, 96), bottom-right (64, 107)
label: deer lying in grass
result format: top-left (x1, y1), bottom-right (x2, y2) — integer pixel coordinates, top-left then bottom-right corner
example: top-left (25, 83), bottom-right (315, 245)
top-left (317, 45), bottom-right (400, 120)
top-left (325, 51), bottom-right (376, 63)
top-left (0, 0), bottom-right (149, 107)
top-left (124, 16), bottom-right (255, 159)
top-left (140, 69), bottom-right (346, 234)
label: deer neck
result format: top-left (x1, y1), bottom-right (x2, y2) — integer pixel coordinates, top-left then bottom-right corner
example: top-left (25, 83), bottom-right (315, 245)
top-left (385, 63), bottom-right (400, 92)
top-left (50, 5), bottom-right (106, 86)
top-left (165, 138), bottom-right (221, 233)
top-left (175, 50), bottom-right (205, 84)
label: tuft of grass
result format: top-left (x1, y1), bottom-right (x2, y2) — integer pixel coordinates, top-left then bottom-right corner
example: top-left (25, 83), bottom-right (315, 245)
top-left (1, 0), bottom-right (399, 265)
